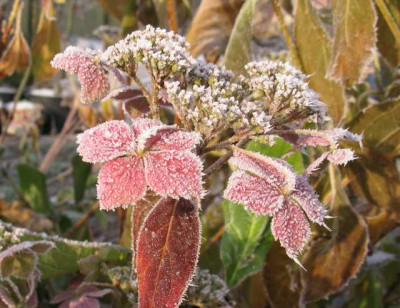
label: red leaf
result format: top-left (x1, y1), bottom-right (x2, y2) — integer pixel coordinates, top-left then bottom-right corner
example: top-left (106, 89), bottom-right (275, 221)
top-left (137, 198), bottom-right (201, 308)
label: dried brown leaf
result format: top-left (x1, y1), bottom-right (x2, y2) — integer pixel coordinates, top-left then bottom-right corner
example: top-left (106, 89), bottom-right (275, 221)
top-left (186, 0), bottom-right (245, 61)
top-left (327, 0), bottom-right (377, 86)
top-left (295, 0), bottom-right (346, 124)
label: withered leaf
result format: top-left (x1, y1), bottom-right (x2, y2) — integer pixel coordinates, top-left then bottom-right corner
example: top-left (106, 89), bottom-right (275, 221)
top-left (301, 169), bottom-right (369, 303)
top-left (364, 207), bottom-right (399, 245)
top-left (186, 0), bottom-right (245, 61)
top-left (264, 242), bottom-right (302, 308)
top-left (0, 4), bottom-right (30, 78)
top-left (32, 1), bottom-right (61, 83)
top-left (376, 0), bottom-right (400, 67)
top-left (327, 0), bottom-right (377, 86)
top-left (295, 0), bottom-right (346, 124)
top-left (348, 99), bottom-right (400, 156)
top-left (137, 198), bottom-right (201, 308)
top-left (96, 0), bottom-right (127, 20)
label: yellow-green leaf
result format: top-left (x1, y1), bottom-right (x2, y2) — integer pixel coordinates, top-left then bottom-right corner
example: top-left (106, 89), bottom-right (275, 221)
top-left (327, 0), bottom-right (377, 86)
top-left (32, 1), bottom-right (61, 83)
top-left (295, 0), bottom-right (346, 124)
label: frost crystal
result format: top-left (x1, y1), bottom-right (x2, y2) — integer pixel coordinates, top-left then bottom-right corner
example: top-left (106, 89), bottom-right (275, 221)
top-left (77, 119), bottom-right (203, 209)
top-left (224, 148), bottom-right (329, 264)
top-left (51, 46), bottom-right (110, 103)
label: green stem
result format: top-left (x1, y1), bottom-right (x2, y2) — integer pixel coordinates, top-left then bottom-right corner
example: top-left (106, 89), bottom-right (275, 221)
top-left (271, 0), bottom-right (302, 69)
top-left (375, 0), bottom-right (400, 45)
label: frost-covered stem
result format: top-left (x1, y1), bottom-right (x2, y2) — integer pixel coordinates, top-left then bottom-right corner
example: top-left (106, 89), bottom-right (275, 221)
top-left (203, 130), bottom-right (254, 154)
top-left (149, 81), bottom-right (160, 120)
top-left (376, 0), bottom-right (400, 45)
top-left (281, 145), bottom-right (302, 159)
top-left (271, 0), bottom-right (302, 70)
top-left (7, 278), bottom-right (23, 303)
top-left (132, 74), bottom-right (150, 102)
top-left (203, 138), bottom-right (249, 176)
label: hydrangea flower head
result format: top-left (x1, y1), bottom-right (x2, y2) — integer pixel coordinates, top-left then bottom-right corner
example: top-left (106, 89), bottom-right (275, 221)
top-left (77, 119), bottom-right (203, 210)
top-left (51, 46), bottom-right (110, 103)
top-left (224, 148), bottom-right (328, 265)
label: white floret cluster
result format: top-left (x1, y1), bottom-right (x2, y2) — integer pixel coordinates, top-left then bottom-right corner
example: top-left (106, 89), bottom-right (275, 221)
top-left (245, 61), bottom-right (328, 123)
top-left (166, 63), bottom-right (273, 140)
top-left (102, 25), bottom-right (195, 80)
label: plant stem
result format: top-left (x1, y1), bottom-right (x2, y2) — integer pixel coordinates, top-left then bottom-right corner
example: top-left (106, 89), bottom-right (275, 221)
top-left (166, 0), bottom-right (178, 32)
top-left (271, 0), bottom-right (302, 69)
top-left (376, 0), bottom-right (400, 46)
top-left (63, 202), bottom-right (100, 237)
top-left (132, 74), bottom-right (150, 101)
top-left (0, 65), bottom-right (31, 145)
top-left (149, 82), bottom-right (160, 120)
top-left (203, 138), bottom-right (248, 176)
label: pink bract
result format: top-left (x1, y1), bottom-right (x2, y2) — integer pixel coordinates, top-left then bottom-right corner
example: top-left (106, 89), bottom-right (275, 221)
top-left (77, 119), bottom-right (203, 209)
top-left (224, 148), bottom-right (328, 265)
top-left (51, 46), bottom-right (110, 103)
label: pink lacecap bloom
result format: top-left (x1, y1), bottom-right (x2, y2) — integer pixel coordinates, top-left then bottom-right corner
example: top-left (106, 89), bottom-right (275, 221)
top-left (51, 46), bottom-right (110, 103)
top-left (77, 119), bottom-right (203, 210)
top-left (224, 148), bottom-right (329, 267)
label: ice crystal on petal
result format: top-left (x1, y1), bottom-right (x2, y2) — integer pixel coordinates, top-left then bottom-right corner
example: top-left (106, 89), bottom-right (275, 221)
top-left (271, 200), bottom-right (311, 262)
top-left (295, 128), bottom-right (362, 148)
top-left (131, 118), bottom-right (165, 138)
top-left (77, 120), bottom-right (134, 163)
top-left (327, 148), bottom-right (356, 165)
top-left (306, 152), bottom-right (330, 175)
top-left (230, 148), bottom-right (296, 192)
top-left (51, 46), bottom-right (109, 103)
top-left (144, 151), bottom-right (203, 199)
top-left (139, 126), bottom-right (202, 152)
top-left (97, 156), bottom-right (146, 210)
top-left (224, 171), bottom-right (284, 215)
top-left (291, 175), bottom-right (327, 225)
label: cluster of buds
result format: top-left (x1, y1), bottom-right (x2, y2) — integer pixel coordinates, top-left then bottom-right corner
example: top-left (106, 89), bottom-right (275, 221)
top-left (51, 25), bottom-right (362, 270)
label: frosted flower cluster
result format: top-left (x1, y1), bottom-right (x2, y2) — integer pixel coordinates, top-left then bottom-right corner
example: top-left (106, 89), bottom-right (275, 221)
top-left (224, 148), bottom-right (329, 266)
top-left (102, 25), bottom-right (195, 80)
top-left (76, 118), bottom-right (203, 209)
top-left (245, 61), bottom-right (327, 124)
top-left (166, 62), bottom-right (272, 140)
top-left (51, 47), bottom-right (110, 103)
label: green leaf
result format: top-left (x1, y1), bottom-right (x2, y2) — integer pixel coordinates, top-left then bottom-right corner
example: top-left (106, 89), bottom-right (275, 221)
top-left (17, 164), bottom-right (51, 214)
top-left (354, 270), bottom-right (383, 308)
top-left (72, 155), bottom-right (92, 204)
top-left (348, 99), bottom-right (400, 155)
top-left (0, 221), bottom-right (131, 279)
top-left (246, 138), bottom-right (304, 172)
top-left (295, 0), bottom-right (346, 124)
top-left (327, 0), bottom-right (377, 86)
top-left (221, 200), bottom-right (273, 287)
top-left (224, 0), bottom-right (260, 74)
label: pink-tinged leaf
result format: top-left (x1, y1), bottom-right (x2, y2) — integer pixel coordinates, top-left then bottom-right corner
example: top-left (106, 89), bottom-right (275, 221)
top-left (137, 198), bottom-right (201, 308)
top-left (77, 120), bottom-right (134, 163)
top-left (327, 149), bottom-right (356, 165)
top-left (51, 47), bottom-right (109, 103)
top-left (139, 126), bottom-right (202, 152)
top-left (271, 200), bottom-right (311, 264)
top-left (230, 148), bottom-right (296, 192)
top-left (144, 151), bottom-right (203, 199)
top-left (60, 296), bottom-right (100, 308)
top-left (97, 156), bottom-right (146, 210)
top-left (291, 175), bottom-right (327, 225)
top-left (295, 128), bottom-right (363, 148)
top-left (107, 86), bottom-right (143, 101)
top-left (224, 171), bottom-right (284, 215)
top-left (123, 97), bottom-right (151, 118)
top-left (51, 290), bottom-right (75, 304)
top-left (306, 152), bottom-right (330, 175)
top-left (132, 118), bottom-right (165, 138)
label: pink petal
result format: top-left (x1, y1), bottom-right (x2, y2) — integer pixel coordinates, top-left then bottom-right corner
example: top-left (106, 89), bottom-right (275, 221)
top-left (60, 297), bottom-right (100, 308)
top-left (144, 151), bottom-right (203, 199)
top-left (77, 120), bottom-right (134, 163)
top-left (271, 200), bottom-right (311, 262)
top-left (230, 148), bottom-right (296, 192)
top-left (51, 47), bottom-right (109, 103)
top-left (327, 149), bottom-right (356, 165)
top-left (131, 118), bottom-right (164, 138)
top-left (224, 171), bottom-right (284, 215)
top-left (291, 175), bottom-right (327, 225)
top-left (138, 126), bottom-right (202, 152)
top-left (97, 156), bottom-right (146, 210)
